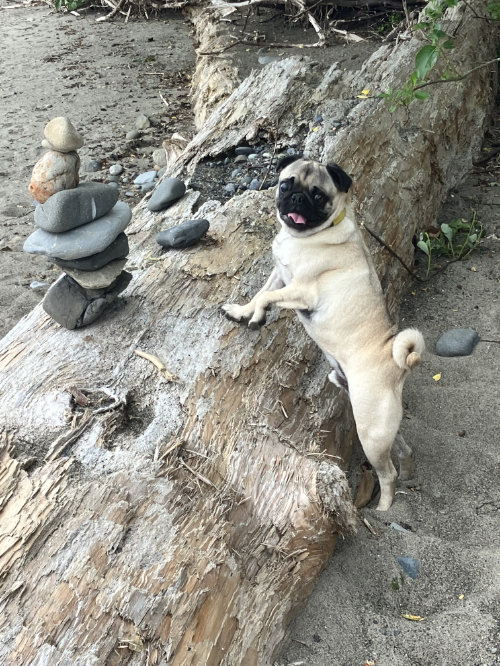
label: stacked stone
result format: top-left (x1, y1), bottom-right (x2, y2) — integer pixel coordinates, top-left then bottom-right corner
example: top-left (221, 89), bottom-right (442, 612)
top-left (24, 117), bottom-right (132, 329)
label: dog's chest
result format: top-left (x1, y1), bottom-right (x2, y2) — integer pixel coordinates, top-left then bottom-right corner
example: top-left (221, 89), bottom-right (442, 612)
top-left (272, 232), bottom-right (310, 283)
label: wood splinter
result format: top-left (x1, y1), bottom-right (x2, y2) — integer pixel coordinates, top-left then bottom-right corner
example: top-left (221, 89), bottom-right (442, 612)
top-left (135, 349), bottom-right (179, 382)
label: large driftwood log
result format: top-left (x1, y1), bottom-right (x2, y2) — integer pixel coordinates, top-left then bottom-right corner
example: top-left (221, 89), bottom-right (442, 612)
top-left (0, 2), bottom-right (496, 664)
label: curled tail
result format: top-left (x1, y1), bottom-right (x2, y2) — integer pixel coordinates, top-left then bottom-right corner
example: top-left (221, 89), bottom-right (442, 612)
top-left (392, 328), bottom-right (425, 370)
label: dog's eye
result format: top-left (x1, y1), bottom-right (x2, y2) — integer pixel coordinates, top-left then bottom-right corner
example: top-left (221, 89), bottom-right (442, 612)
top-left (280, 182), bottom-right (290, 193)
top-left (312, 188), bottom-right (325, 202)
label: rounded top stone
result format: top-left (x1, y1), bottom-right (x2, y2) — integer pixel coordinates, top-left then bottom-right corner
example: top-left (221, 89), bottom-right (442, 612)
top-left (44, 117), bottom-right (84, 153)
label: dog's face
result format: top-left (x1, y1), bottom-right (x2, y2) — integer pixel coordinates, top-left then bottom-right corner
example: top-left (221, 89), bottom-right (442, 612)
top-left (276, 156), bottom-right (352, 234)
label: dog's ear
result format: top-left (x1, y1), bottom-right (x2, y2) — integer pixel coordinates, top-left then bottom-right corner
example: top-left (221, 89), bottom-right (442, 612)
top-left (276, 154), bottom-right (302, 173)
top-left (326, 163), bottom-right (352, 193)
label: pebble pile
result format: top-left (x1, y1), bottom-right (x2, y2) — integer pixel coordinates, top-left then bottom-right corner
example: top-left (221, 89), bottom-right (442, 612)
top-left (24, 117), bottom-right (132, 329)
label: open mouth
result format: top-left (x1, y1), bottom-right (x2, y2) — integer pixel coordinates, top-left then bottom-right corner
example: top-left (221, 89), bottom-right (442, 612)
top-left (283, 212), bottom-right (307, 226)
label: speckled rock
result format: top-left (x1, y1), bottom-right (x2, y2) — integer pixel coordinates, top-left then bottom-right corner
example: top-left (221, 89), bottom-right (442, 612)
top-left (49, 232), bottom-right (129, 271)
top-left (156, 219), bottom-right (209, 249)
top-left (147, 177), bottom-right (186, 212)
top-left (24, 201), bottom-right (132, 260)
top-left (44, 117), bottom-right (84, 153)
top-left (28, 150), bottom-right (80, 204)
top-left (34, 182), bottom-right (119, 232)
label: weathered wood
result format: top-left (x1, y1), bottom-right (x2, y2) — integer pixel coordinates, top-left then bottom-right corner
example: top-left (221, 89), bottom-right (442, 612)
top-left (0, 2), bottom-right (497, 664)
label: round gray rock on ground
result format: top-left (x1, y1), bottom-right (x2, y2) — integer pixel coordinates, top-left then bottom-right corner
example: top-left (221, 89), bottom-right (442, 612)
top-left (34, 182), bottom-right (119, 233)
top-left (435, 328), bottom-right (480, 357)
top-left (49, 232), bottom-right (129, 271)
top-left (147, 177), bottom-right (186, 212)
top-left (24, 201), bottom-right (132, 260)
top-left (156, 219), bottom-right (209, 249)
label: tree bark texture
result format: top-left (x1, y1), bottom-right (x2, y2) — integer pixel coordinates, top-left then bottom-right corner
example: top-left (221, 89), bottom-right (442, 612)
top-left (0, 2), bottom-right (497, 664)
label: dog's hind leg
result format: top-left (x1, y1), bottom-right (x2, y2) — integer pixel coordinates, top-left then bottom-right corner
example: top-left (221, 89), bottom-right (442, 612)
top-left (349, 385), bottom-right (402, 511)
top-left (394, 433), bottom-right (414, 481)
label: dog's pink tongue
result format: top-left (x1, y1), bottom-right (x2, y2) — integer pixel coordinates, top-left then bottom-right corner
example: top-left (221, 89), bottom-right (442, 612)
top-left (289, 212), bottom-right (307, 225)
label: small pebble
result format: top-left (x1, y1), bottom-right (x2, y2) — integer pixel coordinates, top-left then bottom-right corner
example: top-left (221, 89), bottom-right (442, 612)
top-left (152, 148), bottom-right (167, 168)
top-left (314, 113), bottom-right (324, 124)
top-left (225, 183), bottom-right (236, 194)
top-left (397, 556), bottom-right (420, 580)
top-left (109, 164), bottom-right (123, 176)
top-left (234, 155), bottom-right (248, 164)
top-left (141, 182), bottom-right (155, 192)
top-left (249, 179), bottom-right (261, 190)
top-left (235, 147), bottom-right (254, 156)
top-left (135, 113), bottom-right (151, 130)
top-left (125, 191), bottom-right (135, 197)
top-left (248, 154), bottom-right (259, 161)
top-left (436, 328), bottom-right (480, 357)
top-left (134, 170), bottom-right (157, 185)
top-left (262, 152), bottom-right (272, 159)
top-left (231, 169), bottom-right (242, 178)
top-left (126, 129), bottom-right (141, 141)
top-left (287, 147), bottom-right (297, 155)
top-left (30, 281), bottom-right (47, 289)
top-left (85, 160), bottom-right (102, 173)
top-left (108, 182), bottom-right (119, 189)
top-left (224, 157), bottom-right (230, 165)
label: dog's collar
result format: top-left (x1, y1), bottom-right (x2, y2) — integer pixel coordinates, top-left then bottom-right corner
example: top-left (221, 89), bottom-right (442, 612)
top-left (330, 208), bottom-right (346, 227)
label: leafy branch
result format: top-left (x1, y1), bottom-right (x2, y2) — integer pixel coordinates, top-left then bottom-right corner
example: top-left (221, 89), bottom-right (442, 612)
top-left (382, 0), bottom-right (499, 111)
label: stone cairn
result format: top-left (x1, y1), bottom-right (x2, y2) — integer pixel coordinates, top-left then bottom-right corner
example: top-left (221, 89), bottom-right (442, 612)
top-left (24, 117), bottom-right (132, 330)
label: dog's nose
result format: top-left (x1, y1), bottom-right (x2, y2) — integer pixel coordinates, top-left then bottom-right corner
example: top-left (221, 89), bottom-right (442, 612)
top-left (290, 192), bottom-right (304, 207)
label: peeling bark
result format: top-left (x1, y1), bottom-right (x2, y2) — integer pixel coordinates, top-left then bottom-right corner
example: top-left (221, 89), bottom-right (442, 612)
top-left (0, 2), bottom-right (497, 664)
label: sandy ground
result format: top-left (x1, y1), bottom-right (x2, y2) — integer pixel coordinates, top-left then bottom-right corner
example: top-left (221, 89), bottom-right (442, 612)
top-left (1, 3), bottom-right (499, 665)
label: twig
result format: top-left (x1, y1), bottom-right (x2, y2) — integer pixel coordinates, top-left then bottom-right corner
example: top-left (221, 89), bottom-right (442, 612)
top-left (413, 57), bottom-right (500, 92)
top-left (179, 459), bottom-right (217, 489)
top-left (96, 0), bottom-right (125, 22)
top-left (158, 90), bottom-right (169, 108)
top-left (135, 349), bottom-right (178, 382)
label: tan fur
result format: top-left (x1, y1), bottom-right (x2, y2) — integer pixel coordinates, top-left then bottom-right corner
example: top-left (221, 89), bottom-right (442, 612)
top-left (222, 159), bottom-right (425, 510)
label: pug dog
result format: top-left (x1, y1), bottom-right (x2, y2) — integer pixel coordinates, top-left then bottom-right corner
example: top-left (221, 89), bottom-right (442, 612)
top-left (222, 156), bottom-right (425, 511)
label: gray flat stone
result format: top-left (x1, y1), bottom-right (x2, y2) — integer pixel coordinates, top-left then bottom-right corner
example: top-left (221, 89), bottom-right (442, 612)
top-left (134, 170), bottom-right (157, 185)
top-left (397, 556), bottom-right (420, 580)
top-left (156, 219), bottom-right (209, 249)
top-left (435, 328), bottom-right (480, 357)
top-left (49, 232), bottom-right (129, 271)
top-left (147, 177), bottom-right (186, 212)
top-left (63, 258), bottom-right (127, 289)
top-left (34, 182), bottom-right (119, 233)
top-left (24, 201), bottom-right (132, 260)
top-left (43, 271), bottom-right (131, 329)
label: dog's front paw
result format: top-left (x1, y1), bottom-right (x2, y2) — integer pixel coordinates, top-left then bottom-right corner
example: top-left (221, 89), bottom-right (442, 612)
top-left (221, 303), bottom-right (251, 323)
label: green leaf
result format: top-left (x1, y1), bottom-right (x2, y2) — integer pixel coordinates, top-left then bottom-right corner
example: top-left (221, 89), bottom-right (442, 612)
top-left (440, 223), bottom-right (454, 242)
top-left (442, 39), bottom-right (455, 50)
top-left (415, 45), bottom-right (439, 80)
top-left (417, 240), bottom-right (430, 256)
top-left (413, 90), bottom-right (430, 100)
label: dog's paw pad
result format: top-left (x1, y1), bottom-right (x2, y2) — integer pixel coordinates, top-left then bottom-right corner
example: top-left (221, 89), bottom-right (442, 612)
top-left (248, 317), bottom-right (266, 330)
